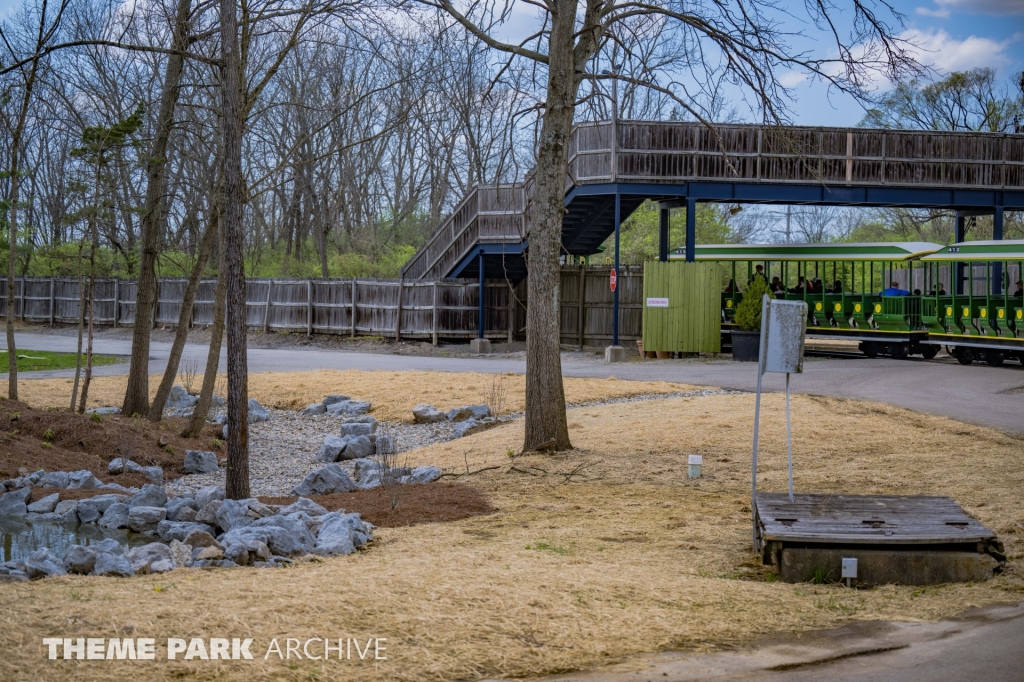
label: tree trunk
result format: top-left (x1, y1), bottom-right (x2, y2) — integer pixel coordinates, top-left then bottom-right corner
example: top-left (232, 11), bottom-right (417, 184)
top-left (182, 230), bottom-right (227, 439)
top-left (522, 7), bottom-right (578, 453)
top-left (122, 0), bottom-right (193, 416)
top-left (221, 0), bottom-right (250, 499)
top-left (70, 241), bottom-right (87, 411)
top-left (78, 170), bottom-right (102, 413)
top-left (148, 205), bottom-right (220, 421)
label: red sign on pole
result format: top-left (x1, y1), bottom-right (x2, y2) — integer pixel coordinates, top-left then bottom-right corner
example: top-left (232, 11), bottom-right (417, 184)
top-left (609, 268), bottom-right (617, 292)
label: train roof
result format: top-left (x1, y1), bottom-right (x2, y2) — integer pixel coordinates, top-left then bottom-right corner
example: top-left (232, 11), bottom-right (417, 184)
top-left (669, 242), bottom-right (944, 262)
top-left (921, 240), bottom-right (1024, 262)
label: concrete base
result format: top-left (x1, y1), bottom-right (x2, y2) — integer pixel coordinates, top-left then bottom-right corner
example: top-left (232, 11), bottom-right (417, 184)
top-left (780, 547), bottom-right (998, 585)
top-left (604, 345), bottom-right (627, 363)
top-left (470, 338), bottom-right (492, 354)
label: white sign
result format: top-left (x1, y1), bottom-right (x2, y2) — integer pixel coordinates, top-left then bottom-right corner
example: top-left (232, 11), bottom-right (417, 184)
top-left (646, 297), bottom-right (669, 307)
top-left (758, 298), bottom-right (807, 376)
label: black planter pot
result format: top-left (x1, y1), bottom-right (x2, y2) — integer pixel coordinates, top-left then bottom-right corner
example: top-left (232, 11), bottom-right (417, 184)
top-left (731, 330), bottom-right (760, 362)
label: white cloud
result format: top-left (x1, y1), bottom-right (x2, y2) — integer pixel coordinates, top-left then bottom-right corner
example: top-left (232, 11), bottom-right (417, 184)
top-left (935, 0), bottom-right (1024, 15)
top-left (902, 28), bottom-right (1013, 73)
top-left (915, 6), bottom-right (951, 17)
top-left (778, 71), bottom-right (809, 88)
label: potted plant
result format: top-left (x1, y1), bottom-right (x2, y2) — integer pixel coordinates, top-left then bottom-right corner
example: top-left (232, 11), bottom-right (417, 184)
top-left (731, 277), bottom-right (771, 361)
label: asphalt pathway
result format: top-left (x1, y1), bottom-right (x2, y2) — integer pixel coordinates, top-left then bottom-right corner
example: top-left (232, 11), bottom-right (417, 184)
top-left (3, 331), bottom-right (1021, 434)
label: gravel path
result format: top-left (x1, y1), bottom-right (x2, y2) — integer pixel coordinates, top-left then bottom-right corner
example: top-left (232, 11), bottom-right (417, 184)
top-left (166, 389), bottom-right (737, 498)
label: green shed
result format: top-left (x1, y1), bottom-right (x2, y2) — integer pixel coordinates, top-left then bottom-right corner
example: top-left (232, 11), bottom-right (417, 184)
top-left (642, 261), bottom-right (721, 353)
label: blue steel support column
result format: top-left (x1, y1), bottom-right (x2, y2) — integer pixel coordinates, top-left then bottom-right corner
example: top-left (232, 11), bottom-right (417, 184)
top-left (477, 251), bottom-right (485, 339)
top-left (955, 213), bottom-right (966, 295)
top-left (685, 197), bottom-right (696, 262)
top-left (658, 207), bottom-right (670, 262)
top-left (993, 206), bottom-right (1004, 295)
top-left (613, 192), bottom-right (621, 346)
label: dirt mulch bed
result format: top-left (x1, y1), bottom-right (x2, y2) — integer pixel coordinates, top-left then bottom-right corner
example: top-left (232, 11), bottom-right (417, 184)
top-left (259, 481), bottom-right (496, 527)
top-left (0, 399), bottom-right (221, 484)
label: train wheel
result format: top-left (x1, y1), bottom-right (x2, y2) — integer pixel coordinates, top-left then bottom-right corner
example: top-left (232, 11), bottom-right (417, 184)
top-left (890, 343), bottom-right (909, 360)
top-left (920, 345), bottom-right (939, 359)
top-left (954, 348), bottom-right (974, 365)
top-left (985, 351), bottom-right (1005, 367)
top-left (860, 342), bottom-right (879, 358)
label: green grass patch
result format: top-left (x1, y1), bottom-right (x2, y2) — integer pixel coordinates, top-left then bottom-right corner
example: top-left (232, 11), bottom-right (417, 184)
top-left (0, 349), bottom-right (121, 373)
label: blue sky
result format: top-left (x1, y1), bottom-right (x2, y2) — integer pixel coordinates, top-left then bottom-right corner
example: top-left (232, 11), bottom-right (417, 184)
top-left (1, 0), bottom-right (1020, 126)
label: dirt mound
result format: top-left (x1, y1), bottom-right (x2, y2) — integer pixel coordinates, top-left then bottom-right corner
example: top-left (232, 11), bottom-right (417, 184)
top-left (260, 481), bottom-right (495, 527)
top-left (0, 399), bottom-right (221, 485)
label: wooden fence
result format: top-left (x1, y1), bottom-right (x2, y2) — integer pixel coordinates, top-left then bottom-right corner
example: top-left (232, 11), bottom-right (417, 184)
top-left (0, 268), bottom-right (647, 347)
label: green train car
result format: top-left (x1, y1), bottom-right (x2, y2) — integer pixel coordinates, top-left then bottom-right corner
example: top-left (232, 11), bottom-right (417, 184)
top-left (920, 240), bottom-right (1024, 366)
top-left (670, 241), bottom-right (954, 360)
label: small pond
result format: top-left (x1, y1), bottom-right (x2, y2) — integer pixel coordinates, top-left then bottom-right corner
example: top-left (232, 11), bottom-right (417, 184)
top-left (0, 518), bottom-right (153, 563)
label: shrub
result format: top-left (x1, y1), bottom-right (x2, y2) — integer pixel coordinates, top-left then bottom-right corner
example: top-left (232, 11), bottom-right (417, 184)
top-left (733, 277), bottom-right (772, 331)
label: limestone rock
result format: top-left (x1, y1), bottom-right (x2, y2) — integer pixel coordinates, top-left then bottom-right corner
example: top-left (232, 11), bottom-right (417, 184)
top-left (175, 506), bottom-right (197, 523)
top-left (107, 458), bottom-right (143, 476)
top-left (300, 402), bottom-right (327, 416)
top-left (278, 497), bottom-right (329, 517)
top-left (221, 532), bottom-right (272, 566)
top-left (157, 521), bottom-right (217, 543)
top-left (374, 434), bottom-right (395, 456)
top-left (63, 545), bottom-right (97, 575)
top-left (129, 484), bottom-right (167, 509)
top-left (252, 515), bottom-right (316, 555)
top-left (127, 505), bottom-right (167, 533)
top-left (313, 512), bottom-right (372, 556)
top-left (67, 470), bottom-right (103, 489)
top-left (447, 404), bottom-right (491, 422)
top-left (343, 401), bottom-right (371, 416)
top-left (338, 435), bottom-right (374, 461)
top-left (317, 435), bottom-right (348, 463)
top-left (339, 422), bottom-right (374, 438)
top-left (322, 394), bottom-right (350, 406)
top-left (0, 488), bottom-right (31, 519)
top-left (27, 492), bottom-right (60, 514)
top-left (169, 539), bottom-right (193, 568)
top-left (215, 498), bottom-right (255, 533)
top-left (343, 415), bottom-right (378, 427)
top-left (194, 499), bottom-right (223, 526)
top-left (166, 385), bottom-right (198, 410)
top-left (248, 399), bottom-right (270, 423)
top-left (412, 404), bottom-right (446, 423)
top-left (39, 471), bottom-right (71, 488)
top-left (24, 549), bottom-right (66, 579)
top-left (141, 466), bottom-right (164, 486)
top-left (401, 466), bottom-right (443, 484)
top-left (182, 529), bottom-right (222, 549)
top-left (128, 543), bottom-right (176, 574)
top-left (165, 496), bottom-right (197, 521)
top-left (86, 406), bottom-right (120, 416)
top-left (184, 450), bottom-right (219, 474)
top-left (93, 551), bottom-right (134, 577)
top-left (76, 494), bottom-right (126, 523)
top-left (194, 485), bottom-right (225, 509)
top-left (452, 418), bottom-right (480, 438)
top-left (292, 464), bottom-right (357, 496)
top-left (196, 546), bottom-right (223, 561)
top-left (98, 503), bottom-right (130, 530)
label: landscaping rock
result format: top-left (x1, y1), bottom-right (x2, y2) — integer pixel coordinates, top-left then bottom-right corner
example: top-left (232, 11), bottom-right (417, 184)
top-left (107, 458), bottom-right (143, 475)
top-left (169, 539), bottom-right (192, 567)
top-left (166, 385), bottom-right (198, 409)
top-left (157, 521), bottom-right (216, 543)
top-left (62, 545), bottom-right (97, 575)
top-left (184, 450), bottom-right (219, 474)
top-left (142, 466), bottom-right (164, 485)
top-left (194, 485), bottom-right (225, 509)
top-left (278, 497), bottom-right (329, 517)
top-left (324, 400), bottom-right (351, 415)
top-left (75, 494), bottom-right (125, 523)
top-left (248, 399), bottom-right (270, 423)
top-left (300, 402), bottom-right (327, 416)
top-left (412, 404), bottom-right (446, 423)
top-left (129, 484), bottom-right (168, 509)
top-left (92, 538), bottom-right (125, 555)
top-left (292, 464), bottom-right (357, 496)
top-left (175, 506), bottom-right (197, 522)
top-left (322, 394), bottom-right (350, 406)
top-left (252, 515), bottom-right (316, 555)
top-left (165, 496), bottom-right (197, 521)
top-left (448, 404), bottom-right (491, 422)
top-left (195, 546), bottom-right (223, 561)
top-left (54, 500), bottom-right (78, 523)
top-left (182, 529), bottom-right (222, 549)
top-left (0, 487), bottom-right (31, 517)
top-left (343, 400), bottom-right (371, 416)
top-left (452, 418), bottom-right (480, 438)
top-left (339, 422), bottom-right (374, 438)
top-left (216, 498), bottom-right (254, 532)
top-left (0, 573), bottom-right (28, 583)
top-left (92, 551), bottom-right (134, 577)
top-left (338, 435), bottom-right (374, 460)
top-left (221, 533), bottom-right (272, 566)
top-left (24, 549), bottom-right (66, 579)
top-left (313, 512), bottom-right (370, 556)
top-left (86, 406), bottom-right (120, 416)
top-left (374, 434), bottom-right (395, 455)
top-left (194, 499), bottom-right (223, 526)
top-left (402, 466), bottom-right (443, 484)
top-left (39, 471), bottom-right (71, 488)
top-left (98, 503), bottom-right (130, 530)
top-left (127, 506), bottom-right (167, 533)
top-left (67, 470), bottom-right (103, 489)
top-left (344, 415), bottom-right (378, 427)
top-left (128, 543), bottom-right (176, 574)
top-left (317, 435), bottom-right (348, 463)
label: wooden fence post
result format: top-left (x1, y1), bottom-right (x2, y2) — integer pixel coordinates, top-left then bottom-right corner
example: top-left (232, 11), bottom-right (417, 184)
top-left (49, 278), bottom-right (56, 326)
top-left (263, 280), bottom-right (273, 333)
top-left (113, 278), bottom-right (119, 327)
top-left (578, 264), bottom-right (586, 348)
top-left (395, 279), bottom-right (404, 341)
top-left (306, 280), bottom-right (313, 337)
top-left (431, 281), bottom-right (438, 346)
top-left (350, 278), bottom-right (357, 338)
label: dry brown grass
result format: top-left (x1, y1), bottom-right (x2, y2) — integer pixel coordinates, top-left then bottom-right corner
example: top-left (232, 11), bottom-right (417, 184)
top-left (2, 390), bottom-right (1023, 682)
top-left (16, 370), bottom-right (695, 422)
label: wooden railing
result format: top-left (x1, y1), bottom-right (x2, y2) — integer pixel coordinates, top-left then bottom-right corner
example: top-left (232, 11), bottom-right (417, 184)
top-left (567, 121), bottom-right (1024, 189)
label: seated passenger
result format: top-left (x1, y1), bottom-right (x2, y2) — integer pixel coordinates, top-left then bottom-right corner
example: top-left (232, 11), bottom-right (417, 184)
top-left (913, 289), bottom-right (921, 296)
top-left (770, 276), bottom-right (784, 294)
top-left (880, 280), bottom-right (910, 296)
top-left (1014, 280), bottom-right (1023, 298)
top-left (723, 279), bottom-right (736, 294)
top-left (831, 280), bottom-right (844, 294)
top-left (749, 265), bottom-right (767, 284)
top-left (789, 276), bottom-right (806, 294)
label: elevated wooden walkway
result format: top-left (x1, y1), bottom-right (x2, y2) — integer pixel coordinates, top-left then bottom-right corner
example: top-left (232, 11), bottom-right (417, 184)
top-left (402, 121), bottom-right (1024, 283)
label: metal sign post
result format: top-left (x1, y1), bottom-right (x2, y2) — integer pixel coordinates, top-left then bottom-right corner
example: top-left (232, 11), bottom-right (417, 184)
top-left (751, 295), bottom-right (807, 551)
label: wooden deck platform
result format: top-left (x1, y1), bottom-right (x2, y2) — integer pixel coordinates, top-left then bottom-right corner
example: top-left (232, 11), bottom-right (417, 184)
top-left (755, 493), bottom-right (997, 548)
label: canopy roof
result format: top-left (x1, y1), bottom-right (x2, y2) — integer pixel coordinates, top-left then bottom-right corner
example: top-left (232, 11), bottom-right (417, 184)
top-left (921, 240), bottom-right (1024, 262)
top-left (669, 242), bottom-right (944, 262)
